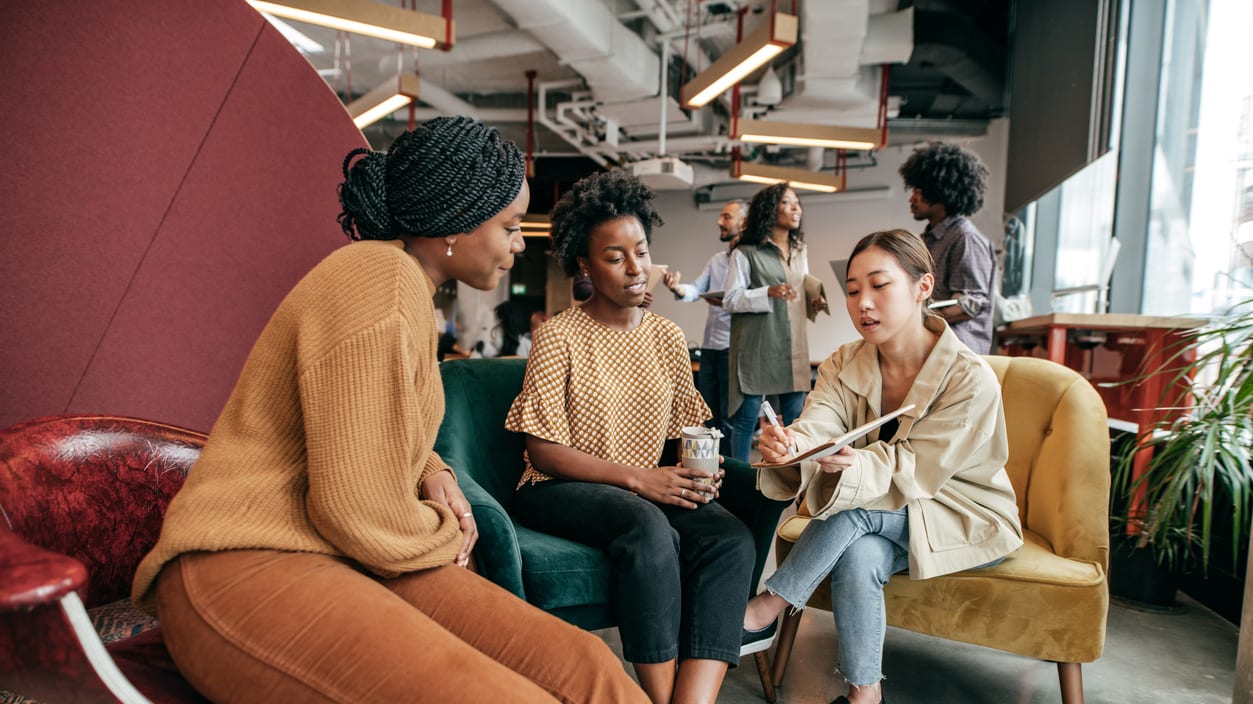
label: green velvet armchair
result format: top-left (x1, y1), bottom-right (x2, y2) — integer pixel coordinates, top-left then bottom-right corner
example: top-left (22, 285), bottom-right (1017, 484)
top-left (434, 358), bottom-right (790, 700)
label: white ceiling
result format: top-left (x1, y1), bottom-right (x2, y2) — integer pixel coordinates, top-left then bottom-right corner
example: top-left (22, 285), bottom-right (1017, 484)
top-left (261, 0), bottom-right (1009, 187)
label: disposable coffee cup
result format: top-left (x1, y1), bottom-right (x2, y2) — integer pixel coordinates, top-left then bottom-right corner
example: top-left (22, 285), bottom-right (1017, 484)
top-left (680, 426), bottom-right (722, 483)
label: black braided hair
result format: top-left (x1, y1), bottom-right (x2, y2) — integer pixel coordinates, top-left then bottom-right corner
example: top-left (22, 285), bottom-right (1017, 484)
top-left (738, 182), bottom-right (804, 250)
top-left (898, 141), bottom-right (989, 217)
top-left (337, 116), bottom-right (526, 241)
top-left (550, 169), bottom-right (663, 277)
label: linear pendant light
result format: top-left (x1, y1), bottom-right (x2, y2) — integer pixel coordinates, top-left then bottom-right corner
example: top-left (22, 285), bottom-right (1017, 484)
top-left (681, 12), bottom-right (798, 109)
top-left (347, 73), bottom-right (420, 128)
top-left (246, 0), bottom-right (453, 49)
top-left (732, 161), bottom-right (842, 193)
top-left (735, 118), bottom-right (882, 151)
top-left (520, 215), bottom-right (552, 237)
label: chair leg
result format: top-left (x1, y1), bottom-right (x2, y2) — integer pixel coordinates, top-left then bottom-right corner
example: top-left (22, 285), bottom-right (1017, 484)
top-left (1057, 662), bottom-right (1084, 704)
top-left (771, 608), bottom-right (803, 687)
top-left (753, 651), bottom-right (777, 702)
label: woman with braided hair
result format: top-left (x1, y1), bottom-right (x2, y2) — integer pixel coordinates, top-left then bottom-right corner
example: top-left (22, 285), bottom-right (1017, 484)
top-left (506, 169), bottom-right (756, 704)
top-left (131, 117), bottom-right (648, 703)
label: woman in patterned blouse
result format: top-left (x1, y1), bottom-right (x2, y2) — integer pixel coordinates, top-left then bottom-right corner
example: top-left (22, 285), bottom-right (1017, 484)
top-left (505, 170), bottom-right (757, 704)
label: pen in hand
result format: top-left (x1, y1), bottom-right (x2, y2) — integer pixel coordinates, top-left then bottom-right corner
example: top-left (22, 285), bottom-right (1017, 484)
top-left (760, 401), bottom-right (799, 458)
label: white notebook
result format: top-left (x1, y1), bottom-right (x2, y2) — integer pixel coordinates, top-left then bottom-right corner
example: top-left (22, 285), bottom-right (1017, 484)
top-left (752, 404), bottom-right (916, 469)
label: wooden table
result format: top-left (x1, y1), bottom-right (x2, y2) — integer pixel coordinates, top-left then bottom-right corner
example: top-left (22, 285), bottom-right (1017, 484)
top-left (997, 313), bottom-right (1206, 523)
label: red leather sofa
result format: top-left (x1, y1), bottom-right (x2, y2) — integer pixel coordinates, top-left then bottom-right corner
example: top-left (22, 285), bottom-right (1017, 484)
top-left (0, 415), bottom-right (208, 703)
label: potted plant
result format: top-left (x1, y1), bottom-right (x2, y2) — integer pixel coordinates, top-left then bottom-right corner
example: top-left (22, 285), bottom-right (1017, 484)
top-left (1109, 299), bottom-right (1253, 607)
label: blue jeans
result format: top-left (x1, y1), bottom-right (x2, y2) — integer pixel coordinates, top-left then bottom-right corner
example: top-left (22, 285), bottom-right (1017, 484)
top-left (697, 348), bottom-right (731, 452)
top-left (764, 507), bottom-right (910, 686)
top-left (729, 391), bottom-right (806, 462)
top-left (512, 479), bottom-right (755, 665)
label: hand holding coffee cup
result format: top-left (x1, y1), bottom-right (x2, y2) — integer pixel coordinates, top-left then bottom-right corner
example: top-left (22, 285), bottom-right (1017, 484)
top-left (680, 426), bottom-right (722, 486)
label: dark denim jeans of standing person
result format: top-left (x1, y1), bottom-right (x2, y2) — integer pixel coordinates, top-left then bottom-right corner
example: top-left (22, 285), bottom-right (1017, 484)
top-left (697, 347), bottom-right (731, 451)
top-left (729, 391), bottom-right (806, 462)
top-left (512, 479), bottom-right (756, 665)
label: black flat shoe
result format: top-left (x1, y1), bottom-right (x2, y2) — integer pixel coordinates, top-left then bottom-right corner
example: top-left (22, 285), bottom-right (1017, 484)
top-left (830, 696), bottom-right (886, 704)
top-left (740, 619), bottom-right (777, 649)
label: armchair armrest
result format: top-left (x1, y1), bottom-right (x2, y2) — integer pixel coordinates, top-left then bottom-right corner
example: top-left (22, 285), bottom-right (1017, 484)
top-left (457, 469), bottom-right (527, 599)
top-left (0, 530), bottom-right (151, 703)
top-left (0, 530), bottom-right (87, 610)
top-left (717, 457), bottom-right (791, 588)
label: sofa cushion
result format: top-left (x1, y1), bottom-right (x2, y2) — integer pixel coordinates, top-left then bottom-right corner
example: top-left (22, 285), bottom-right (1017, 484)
top-left (516, 523), bottom-right (612, 612)
top-left (778, 516), bottom-right (1109, 663)
top-left (779, 518), bottom-right (1104, 588)
top-left (884, 538), bottom-right (1109, 662)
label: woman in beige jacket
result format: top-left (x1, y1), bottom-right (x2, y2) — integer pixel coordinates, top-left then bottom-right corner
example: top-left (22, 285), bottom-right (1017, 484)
top-left (742, 229), bottom-right (1023, 704)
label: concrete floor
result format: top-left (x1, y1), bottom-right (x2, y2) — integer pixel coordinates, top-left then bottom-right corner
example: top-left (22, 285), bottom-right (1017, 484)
top-left (594, 592), bottom-right (1240, 704)
top-left (593, 442), bottom-right (1241, 704)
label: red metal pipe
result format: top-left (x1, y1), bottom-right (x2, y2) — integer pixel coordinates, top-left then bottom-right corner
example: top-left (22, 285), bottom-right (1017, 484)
top-left (525, 69), bottom-right (537, 178)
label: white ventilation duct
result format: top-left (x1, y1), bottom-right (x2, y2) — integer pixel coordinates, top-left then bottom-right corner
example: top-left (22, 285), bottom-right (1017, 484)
top-left (444, 29), bottom-right (546, 63)
top-left (490, 0), bottom-right (659, 103)
top-left (771, 2), bottom-right (913, 126)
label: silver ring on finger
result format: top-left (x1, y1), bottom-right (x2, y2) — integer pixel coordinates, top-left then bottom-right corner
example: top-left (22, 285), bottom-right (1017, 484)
top-left (681, 488), bottom-right (687, 498)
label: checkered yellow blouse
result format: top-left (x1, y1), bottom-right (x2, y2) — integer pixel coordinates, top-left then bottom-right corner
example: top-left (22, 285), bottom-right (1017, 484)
top-left (506, 305), bottom-right (710, 486)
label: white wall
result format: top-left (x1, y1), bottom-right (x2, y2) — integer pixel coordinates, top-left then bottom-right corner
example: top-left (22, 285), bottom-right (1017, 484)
top-left (647, 118), bottom-right (1010, 361)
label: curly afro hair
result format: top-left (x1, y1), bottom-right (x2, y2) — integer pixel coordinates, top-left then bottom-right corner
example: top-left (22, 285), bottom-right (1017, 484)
top-left (738, 182), bottom-right (804, 250)
top-left (550, 169), bottom-right (663, 276)
top-left (898, 141), bottom-right (989, 217)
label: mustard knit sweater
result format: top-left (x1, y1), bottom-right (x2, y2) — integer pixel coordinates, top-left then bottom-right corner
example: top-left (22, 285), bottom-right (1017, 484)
top-left (132, 240), bottom-right (461, 612)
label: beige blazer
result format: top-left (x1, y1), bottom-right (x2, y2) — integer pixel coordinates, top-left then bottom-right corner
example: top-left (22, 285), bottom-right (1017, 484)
top-left (758, 316), bottom-right (1023, 579)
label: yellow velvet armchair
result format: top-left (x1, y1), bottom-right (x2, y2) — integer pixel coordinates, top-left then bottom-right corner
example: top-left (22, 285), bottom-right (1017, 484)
top-left (770, 356), bottom-right (1110, 704)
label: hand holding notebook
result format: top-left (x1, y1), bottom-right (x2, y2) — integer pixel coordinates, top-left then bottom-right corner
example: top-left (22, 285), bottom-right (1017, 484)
top-left (752, 404), bottom-right (916, 469)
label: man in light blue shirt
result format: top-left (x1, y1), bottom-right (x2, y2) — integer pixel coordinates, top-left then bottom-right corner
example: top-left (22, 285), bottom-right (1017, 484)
top-left (663, 200), bottom-right (746, 447)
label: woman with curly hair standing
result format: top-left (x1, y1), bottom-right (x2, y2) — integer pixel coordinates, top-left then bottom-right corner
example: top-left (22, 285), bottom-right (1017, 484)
top-left (505, 169), bottom-right (756, 704)
top-left (723, 182), bottom-right (827, 462)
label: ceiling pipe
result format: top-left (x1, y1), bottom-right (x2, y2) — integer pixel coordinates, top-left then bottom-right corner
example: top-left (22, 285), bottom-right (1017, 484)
top-left (490, 0), bottom-right (658, 102)
top-left (613, 134), bottom-right (730, 154)
top-left (556, 96), bottom-right (601, 146)
top-left (536, 79), bottom-right (609, 166)
top-left (631, 0), bottom-right (685, 33)
top-left (439, 29), bottom-right (545, 62)
top-left (415, 79), bottom-right (480, 119)
top-left (402, 107), bottom-right (529, 122)
top-left (658, 36), bottom-right (670, 156)
top-left (525, 70), bottom-right (536, 177)
top-left (770, 3), bottom-right (912, 124)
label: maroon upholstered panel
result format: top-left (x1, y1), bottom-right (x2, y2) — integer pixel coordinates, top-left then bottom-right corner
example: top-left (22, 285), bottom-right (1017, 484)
top-left (0, 0), bottom-right (367, 431)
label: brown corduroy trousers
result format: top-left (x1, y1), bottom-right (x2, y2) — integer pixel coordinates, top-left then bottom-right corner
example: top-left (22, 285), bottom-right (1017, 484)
top-left (154, 550), bottom-right (648, 703)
